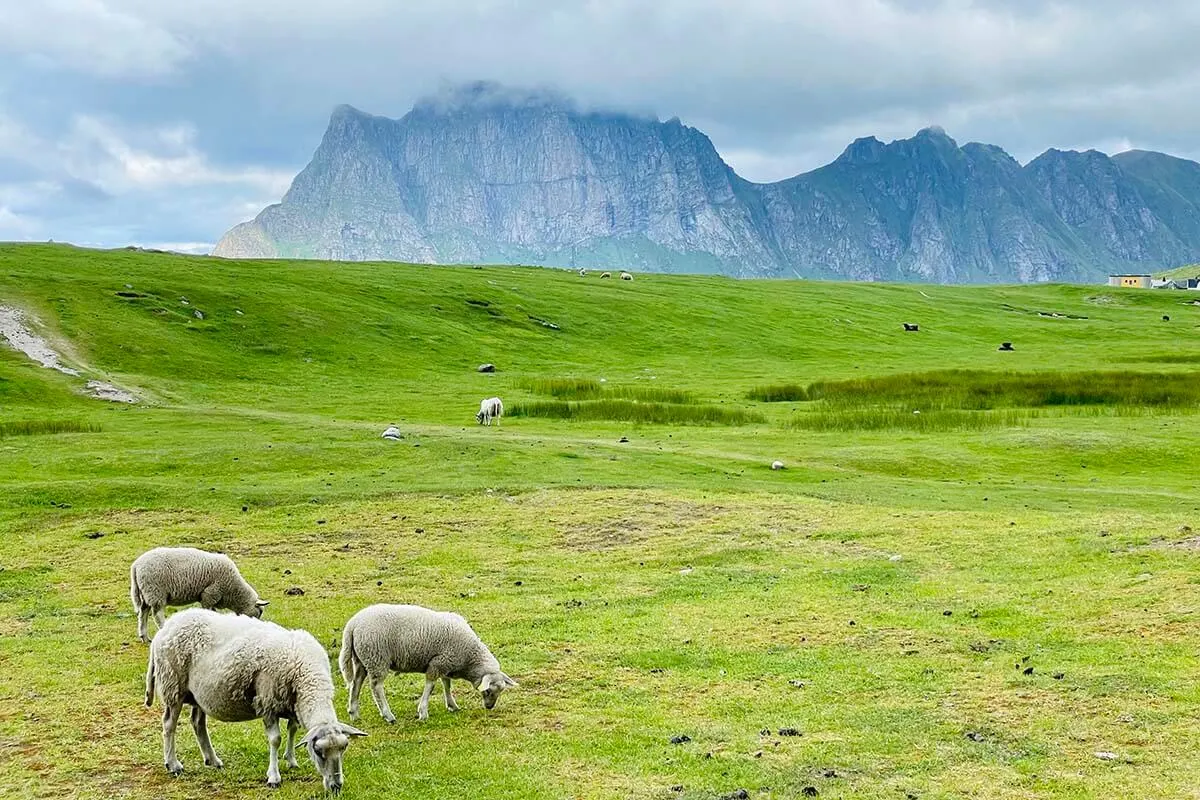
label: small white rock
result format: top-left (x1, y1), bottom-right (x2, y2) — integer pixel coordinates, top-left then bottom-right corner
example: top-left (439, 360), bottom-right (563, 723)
top-left (771, 460), bottom-right (785, 471)
top-left (1094, 751), bottom-right (1119, 761)
top-left (888, 554), bottom-right (903, 562)
top-left (678, 567), bottom-right (694, 575)
top-left (381, 425), bottom-right (402, 440)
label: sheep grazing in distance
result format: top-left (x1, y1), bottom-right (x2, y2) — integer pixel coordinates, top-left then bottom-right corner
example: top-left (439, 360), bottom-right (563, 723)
top-left (600, 271), bottom-right (612, 278)
top-left (339, 604), bottom-right (518, 723)
top-left (130, 547), bottom-right (268, 643)
top-left (620, 271), bottom-right (633, 281)
top-left (476, 396), bottom-right (503, 426)
top-left (147, 609), bottom-right (367, 792)
top-left (578, 268), bottom-right (587, 276)
top-left (771, 460), bottom-right (785, 471)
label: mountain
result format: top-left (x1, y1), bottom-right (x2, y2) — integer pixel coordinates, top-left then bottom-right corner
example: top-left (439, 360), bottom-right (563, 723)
top-left (215, 83), bottom-right (1200, 282)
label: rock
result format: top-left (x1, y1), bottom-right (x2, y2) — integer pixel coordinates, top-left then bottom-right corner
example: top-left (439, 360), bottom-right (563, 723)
top-left (84, 531), bottom-right (104, 540)
top-left (722, 790), bottom-right (749, 800)
top-left (669, 734), bottom-right (691, 745)
top-left (802, 788), bottom-right (819, 797)
top-left (1094, 751), bottom-right (1119, 761)
top-left (477, 363), bottom-right (496, 373)
top-left (1022, 666), bottom-right (1035, 675)
top-left (778, 728), bottom-right (801, 737)
top-left (771, 460), bottom-right (784, 470)
top-left (284, 587), bottom-right (305, 596)
top-left (619, 436), bottom-right (629, 443)
top-left (965, 731), bottom-right (984, 742)
top-left (788, 679), bottom-right (806, 688)
top-left (193, 309), bottom-right (204, 319)
top-left (999, 342), bottom-right (1014, 351)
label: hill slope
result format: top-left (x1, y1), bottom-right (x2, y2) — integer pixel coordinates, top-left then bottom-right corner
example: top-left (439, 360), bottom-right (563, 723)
top-left (216, 83), bottom-right (1200, 283)
top-left (3, 244), bottom-right (1200, 799)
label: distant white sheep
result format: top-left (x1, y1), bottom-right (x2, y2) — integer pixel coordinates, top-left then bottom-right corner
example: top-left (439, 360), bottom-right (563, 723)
top-left (476, 396), bottom-right (503, 426)
top-left (130, 547), bottom-right (268, 643)
top-left (620, 271), bottom-right (633, 281)
top-left (339, 604), bottom-right (517, 723)
top-left (146, 608), bottom-right (367, 791)
top-left (600, 271), bottom-right (612, 278)
top-left (578, 268), bottom-right (587, 276)
top-left (771, 460), bottom-right (785, 471)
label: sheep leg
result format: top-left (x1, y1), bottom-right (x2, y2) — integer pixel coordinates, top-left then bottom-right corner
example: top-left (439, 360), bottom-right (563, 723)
top-left (369, 674), bottom-right (397, 724)
top-left (153, 607), bottom-right (166, 629)
top-left (136, 604), bottom-right (150, 643)
top-left (442, 677), bottom-right (459, 712)
top-left (283, 718), bottom-right (299, 769)
top-left (264, 717), bottom-right (282, 788)
top-left (162, 703), bottom-right (184, 775)
top-left (347, 661), bottom-right (366, 720)
top-left (190, 706), bottom-right (223, 768)
top-left (417, 677), bottom-right (436, 720)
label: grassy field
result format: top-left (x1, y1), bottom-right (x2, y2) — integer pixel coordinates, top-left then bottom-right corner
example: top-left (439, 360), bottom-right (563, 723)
top-left (1, 243), bottom-right (1198, 799)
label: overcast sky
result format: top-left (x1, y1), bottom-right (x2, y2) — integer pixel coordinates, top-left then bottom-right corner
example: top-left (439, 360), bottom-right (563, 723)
top-left (2, 0), bottom-right (1198, 251)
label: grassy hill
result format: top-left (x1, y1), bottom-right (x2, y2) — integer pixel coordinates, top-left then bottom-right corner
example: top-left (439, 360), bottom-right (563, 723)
top-left (1155, 262), bottom-right (1200, 279)
top-left (2, 243), bottom-right (1199, 799)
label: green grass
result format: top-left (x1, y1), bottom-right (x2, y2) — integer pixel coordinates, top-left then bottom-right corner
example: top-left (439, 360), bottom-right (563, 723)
top-left (508, 399), bottom-right (761, 425)
top-left (1, 243), bottom-right (1200, 799)
top-left (520, 377), bottom-right (695, 404)
top-left (0, 419), bottom-right (99, 437)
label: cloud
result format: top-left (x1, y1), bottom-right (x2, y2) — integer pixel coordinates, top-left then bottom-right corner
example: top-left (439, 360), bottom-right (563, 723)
top-left (3, 1), bottom-right (1200, 241)
top-left (0, 0), bottom-right (190, 79)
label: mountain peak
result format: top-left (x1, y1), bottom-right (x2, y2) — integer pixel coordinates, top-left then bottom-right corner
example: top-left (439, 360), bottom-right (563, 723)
top-left (914, 125), bottom-right (958, 147)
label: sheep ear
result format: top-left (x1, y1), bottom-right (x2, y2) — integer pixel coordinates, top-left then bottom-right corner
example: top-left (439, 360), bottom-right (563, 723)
top-left (502, 673), bottom-right (518, 688)
top-left (256, 599), bottom-right (269, 607)
top-left (340, 724), bottom-right (368, 738)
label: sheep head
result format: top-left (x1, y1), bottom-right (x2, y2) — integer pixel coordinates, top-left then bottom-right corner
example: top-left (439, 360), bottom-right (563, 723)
top-left (300, 722), bottom-right (367, 793)
top-left (477, 671), bottom-right (518, 710)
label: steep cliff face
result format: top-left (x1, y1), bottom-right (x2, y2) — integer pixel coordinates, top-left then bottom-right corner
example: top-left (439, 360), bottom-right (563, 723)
top-left (215, 84), bottom-right (1200, 282)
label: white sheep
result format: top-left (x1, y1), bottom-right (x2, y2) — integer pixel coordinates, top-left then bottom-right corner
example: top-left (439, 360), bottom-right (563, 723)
top-left (130, 547), bottom-right (268, 643)
top-left (600, 271), bottom-right (612, 278)
top-left (577, 268), bottom-right (587, 276)
top-left (146, 608), bottom-right (367, 792)
top-left (339, 604), bottom-right (517, 723)
top-left (620, 271), bottom-right (633, 281)
top-left (475, 396), bottom-right (503, 426)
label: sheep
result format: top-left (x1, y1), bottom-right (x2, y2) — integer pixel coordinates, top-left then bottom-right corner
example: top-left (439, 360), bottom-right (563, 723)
top-left (339, 603), bottom-right (517, 723)
top-left (577, 268), bottom-right (587, 276)
top-left (146, 608), bottom-right (367, 792)
top-left (130, 547), bottom-right (268, 643)
top-left (600, 271), bottom-right (612, 278)
top-left (620, 271), bottom-right (633, 281)
top-left (771, 460), bottom-right (785, 471)
top-left (475, 396), bottom-right (503, 426)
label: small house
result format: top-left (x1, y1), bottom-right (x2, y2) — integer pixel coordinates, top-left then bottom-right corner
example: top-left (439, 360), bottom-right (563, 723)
top-left (1108, 274), bottom-right (1152, 289)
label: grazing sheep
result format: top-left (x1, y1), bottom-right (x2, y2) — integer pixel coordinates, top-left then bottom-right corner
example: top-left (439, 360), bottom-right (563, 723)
top-left (130, 547), bottom-right (268, 643)
top-left (903, 323), bottom-right (919, 331)
top-left (578, 268), bottom-right (587, 276)
top-left (620, 271), bottom-right (633, 281)
top-left (146, 609), bottom-right (367, 792)
top-left (771, 460), bottom-right (785, 471)
top-left (475, 396), bottom-right (503, 426)
top-left (339, 604), bottom-right (517, 723)
top-left (600, 271), bottom-right (612, 278)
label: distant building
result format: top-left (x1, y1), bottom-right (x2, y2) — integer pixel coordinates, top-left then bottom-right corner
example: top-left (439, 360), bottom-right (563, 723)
top-left (1108, 274), bottom-right (1152, 288)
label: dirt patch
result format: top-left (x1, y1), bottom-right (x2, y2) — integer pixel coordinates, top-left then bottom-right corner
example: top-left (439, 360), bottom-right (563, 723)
top-left (85, 380), bottom-right (137, 404)
top-left (562, 517), bottom-right (654, 551)
top-left (0, 304), bottom-right (138, 403)
top-left (0, 306), bottom-right (79, 375)
top-left (1169, 536), bottom-right (1200, 550)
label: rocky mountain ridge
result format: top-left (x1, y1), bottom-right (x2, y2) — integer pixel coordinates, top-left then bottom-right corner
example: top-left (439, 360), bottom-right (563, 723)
top-left (215, 83), bottom-right (1200, 282)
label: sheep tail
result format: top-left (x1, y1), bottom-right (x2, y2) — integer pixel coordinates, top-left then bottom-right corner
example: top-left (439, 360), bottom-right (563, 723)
top-left (338, 625), bottom-right (356, 689)
top-left (144, 650), bottom-right (156, 708)
top-left (129, 561), bottom-right (143, 612)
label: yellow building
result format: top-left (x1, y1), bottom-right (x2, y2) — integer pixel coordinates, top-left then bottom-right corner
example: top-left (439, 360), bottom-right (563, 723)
top-left (1107, 274), bottom-right (1152, 288)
